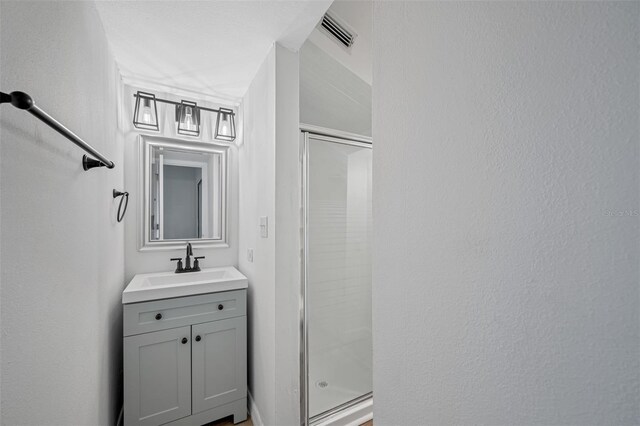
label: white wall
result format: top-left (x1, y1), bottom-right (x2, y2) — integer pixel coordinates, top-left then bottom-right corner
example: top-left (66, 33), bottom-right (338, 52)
top-left (239, 46), bottom-right (277, 426)
top-left (0, 2), bottom-right (125, 424)
top-left (300, 41), bottom-right (371, 137)
top-left (372, 2), bottom-right (639, 425)
top-left (274, 44), bottom-right (301, 426)
top-left (121, 85), bottom-right (239, 282)
top-left (239, 43), bottom-right (301, 426)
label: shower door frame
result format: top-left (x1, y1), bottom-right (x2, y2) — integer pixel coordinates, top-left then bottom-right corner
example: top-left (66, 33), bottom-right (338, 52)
top-left (300, 124), bottom-right (373, 426)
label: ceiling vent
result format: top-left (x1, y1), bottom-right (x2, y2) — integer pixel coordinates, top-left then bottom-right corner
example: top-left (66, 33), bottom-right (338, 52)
top-left (319, 12), bottom-right (357, 50)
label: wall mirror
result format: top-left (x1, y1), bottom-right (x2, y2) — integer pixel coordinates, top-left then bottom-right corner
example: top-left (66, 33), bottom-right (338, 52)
top-left (139, 135), bottom-right (228, 250)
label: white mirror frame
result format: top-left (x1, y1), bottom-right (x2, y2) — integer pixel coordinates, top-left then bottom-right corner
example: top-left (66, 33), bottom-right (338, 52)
top-left (138, 135), bottom-right (229, 251)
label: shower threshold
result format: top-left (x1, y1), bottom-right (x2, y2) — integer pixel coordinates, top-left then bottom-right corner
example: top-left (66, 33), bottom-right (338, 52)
top-left (310, 393), bottom-right (373, 426)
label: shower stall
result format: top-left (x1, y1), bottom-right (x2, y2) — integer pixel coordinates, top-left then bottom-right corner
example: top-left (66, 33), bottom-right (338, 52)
top-left (301, 127), bottom-right (373, 426)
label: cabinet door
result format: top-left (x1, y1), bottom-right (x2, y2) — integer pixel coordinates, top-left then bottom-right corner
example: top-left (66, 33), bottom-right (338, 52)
top-left (124, 326), bottom-right (191, 425)
top-left (191, 317), bottom-right (247, 413)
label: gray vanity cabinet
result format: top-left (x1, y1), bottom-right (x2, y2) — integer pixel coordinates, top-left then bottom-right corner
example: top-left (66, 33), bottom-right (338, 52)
top-left (191, 317), bottom-right (247, 413)
top-left (124, 327), bottom-right (192, 426)
top-left (123, 290), bottom-right (247, 426)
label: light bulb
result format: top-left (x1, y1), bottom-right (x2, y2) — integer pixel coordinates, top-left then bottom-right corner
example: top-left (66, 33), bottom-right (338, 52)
top-left (142, 98), bottom-right (152, 124)
top-left (215, 109), bottom-right (235, 141)
top-left (220, 113), bottom-right (230, 135)
top-left (184, 106), bottom-right (193, 130)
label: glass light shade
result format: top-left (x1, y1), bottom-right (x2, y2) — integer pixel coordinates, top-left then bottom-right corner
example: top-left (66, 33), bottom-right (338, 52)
top-left (214, 108), bottom-right (236, 141)
top-left (176, 100), bottom-right (200, 137)
top-left (133, 91), bottom-right (159, 131)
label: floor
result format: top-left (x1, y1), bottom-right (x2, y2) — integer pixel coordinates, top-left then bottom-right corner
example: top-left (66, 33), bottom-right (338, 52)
top-left (207, 415), bottom-right (252, 426)
top-left (208, 415), bottom-right (373, 426)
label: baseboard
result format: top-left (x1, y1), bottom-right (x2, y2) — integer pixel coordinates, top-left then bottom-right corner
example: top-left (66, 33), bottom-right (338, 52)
top-left (248, 391), bottom-right (264, 426)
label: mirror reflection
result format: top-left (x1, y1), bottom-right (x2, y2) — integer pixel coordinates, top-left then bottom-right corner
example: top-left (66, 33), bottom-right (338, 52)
top-left (149, 145), bottom-right (223, 242)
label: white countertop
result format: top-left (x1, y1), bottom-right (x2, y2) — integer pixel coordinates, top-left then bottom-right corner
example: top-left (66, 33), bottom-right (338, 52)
top-left (122, 266), bottom-right (248, 304)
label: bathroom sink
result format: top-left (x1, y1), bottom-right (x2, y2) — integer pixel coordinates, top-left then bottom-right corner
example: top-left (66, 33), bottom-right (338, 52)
top-left (122, 266), bottom-right (248, 304)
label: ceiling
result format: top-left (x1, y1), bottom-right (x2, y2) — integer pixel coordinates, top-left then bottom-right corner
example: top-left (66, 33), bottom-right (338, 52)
top-left (95, 0), bottom-right (332, 103)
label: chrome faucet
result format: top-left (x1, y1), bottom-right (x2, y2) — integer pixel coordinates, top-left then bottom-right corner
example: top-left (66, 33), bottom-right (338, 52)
top-left (170, 242), bottom-right (205, 273)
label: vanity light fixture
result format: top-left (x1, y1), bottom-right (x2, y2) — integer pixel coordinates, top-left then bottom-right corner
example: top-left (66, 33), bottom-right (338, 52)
top-left (176, 100), bottom-right (200, 137)
top-left (214, 108), bottom-right (236, 141)
top-left (132, 91), bottom-right (159, 131)
top-left (132, 92), bottom-right (236, 141)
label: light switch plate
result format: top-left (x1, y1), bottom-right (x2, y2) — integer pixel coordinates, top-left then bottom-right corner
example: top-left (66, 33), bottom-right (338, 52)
top-left (260, 216), bottom-right (268, 238)
top-left (247, 249), bottom-right (254, 263)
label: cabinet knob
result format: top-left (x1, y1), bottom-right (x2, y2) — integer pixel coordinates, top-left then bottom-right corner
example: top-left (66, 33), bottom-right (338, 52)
top-left (181, 337), bottom-right (188, 344)
top-left (195, 335), bottom-right (201, 342)
top-left (155, 313), bottom-right (162, 320)
top-left (218, 304), bottom-right (224, 311)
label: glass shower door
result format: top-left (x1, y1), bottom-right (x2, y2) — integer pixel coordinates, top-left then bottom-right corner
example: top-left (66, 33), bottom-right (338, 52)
top-left (305, 133), bottom-right (372, 420)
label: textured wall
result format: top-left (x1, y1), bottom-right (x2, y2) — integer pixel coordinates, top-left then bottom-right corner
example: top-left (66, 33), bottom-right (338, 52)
top-left (239, 46), bottom-right (278, 426)
top-left (372, 2), bottom-right (639, 425)
top-left (239, 43), bottom-right (302, 426)
top-left (274, 44), bottom-right (302, 426)
top-left (0, 2), bottom-right (125, 424)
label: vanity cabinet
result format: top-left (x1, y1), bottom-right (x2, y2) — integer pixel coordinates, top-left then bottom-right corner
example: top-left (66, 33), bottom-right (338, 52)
top-left (123, 290), bottom-right (247, 426)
